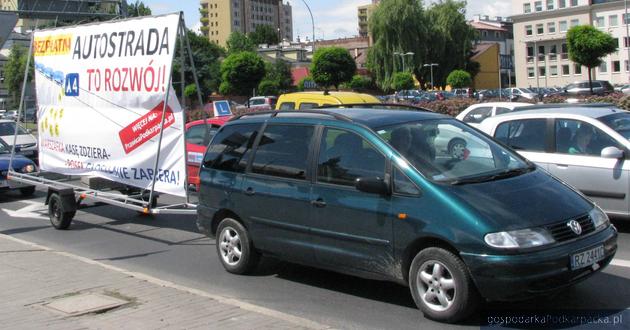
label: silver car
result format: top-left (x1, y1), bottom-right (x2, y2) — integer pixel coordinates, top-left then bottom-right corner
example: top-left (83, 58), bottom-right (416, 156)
top-left (479, 105), bottom-right (630, 218)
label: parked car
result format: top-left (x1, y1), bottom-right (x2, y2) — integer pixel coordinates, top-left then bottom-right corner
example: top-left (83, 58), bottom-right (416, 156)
top-left (564, 80), bottom-right (614, 96)
top-left (0, 120), bottom-right (38, 160)
top-left (185, 116), bottom-right (231, 191)
top-left (479, 105), bottom-right (630, 218)
top-left (248, 96), bottom-right (277, 110)
top-left (452, 88), bottom-right (476, 98)
top-left (506, 87), bottom-right (538, 100)
top-left (0, 139), bottom-right (38, 196)
top-left (276, 92), bottom-right (380, 110)
top-left (455, 102), bottom-right (533, 127)
top-left (197, 108), bottom-right (617, 323)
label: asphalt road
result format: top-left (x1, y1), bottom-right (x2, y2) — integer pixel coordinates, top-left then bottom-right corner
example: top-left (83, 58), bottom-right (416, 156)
top-left (1, 189), bottom-right (630, 329)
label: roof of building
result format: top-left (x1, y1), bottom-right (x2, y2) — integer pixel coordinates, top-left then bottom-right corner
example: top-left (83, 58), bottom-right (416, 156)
top-left (469, 21), bottom-right (508, 32)
top-left (470, 43), bottom-right (497, 60)
top-left (291, 67), bottom-right (310, 86)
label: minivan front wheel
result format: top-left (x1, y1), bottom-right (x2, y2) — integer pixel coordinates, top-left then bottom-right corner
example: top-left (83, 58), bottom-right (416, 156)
top-left (216, 218), bottom-right (260, 274)
top-left (409, 247), bottom-right (479, 323)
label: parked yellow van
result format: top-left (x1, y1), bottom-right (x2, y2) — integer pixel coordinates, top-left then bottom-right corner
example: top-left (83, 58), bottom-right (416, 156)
top-left (275, 91), bottom-right (380, 110)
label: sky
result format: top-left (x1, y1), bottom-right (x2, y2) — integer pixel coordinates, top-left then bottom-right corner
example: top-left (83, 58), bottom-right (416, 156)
top-left (142, 0), bottom-right (513, 41)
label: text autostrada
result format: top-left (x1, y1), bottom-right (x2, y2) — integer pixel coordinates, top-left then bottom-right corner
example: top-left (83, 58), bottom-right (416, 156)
top-left (72, 27), bottom-right (170, 60)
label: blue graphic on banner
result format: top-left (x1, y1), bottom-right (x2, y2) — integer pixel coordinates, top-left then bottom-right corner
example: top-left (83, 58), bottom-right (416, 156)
top-left (213, 100), bottom-right (232, 117)
top-left (64, 73), bottom-right (79, 97)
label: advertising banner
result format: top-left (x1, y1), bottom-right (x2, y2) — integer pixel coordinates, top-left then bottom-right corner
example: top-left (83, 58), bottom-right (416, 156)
top-left (33, 14), bottom-right (187, 197)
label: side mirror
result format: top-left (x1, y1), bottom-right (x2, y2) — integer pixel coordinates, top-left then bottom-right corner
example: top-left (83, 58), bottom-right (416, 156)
top-left (13, 146), bottom-right (21, 153)
top-left (355, 177), bottom-right (390, 195)
top-left (601, 146), bottom-right (624, 159)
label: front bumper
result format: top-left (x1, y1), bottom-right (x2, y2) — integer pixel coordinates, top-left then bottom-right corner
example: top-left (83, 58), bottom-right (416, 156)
top-left (461, 226), bottom-right (618, 301)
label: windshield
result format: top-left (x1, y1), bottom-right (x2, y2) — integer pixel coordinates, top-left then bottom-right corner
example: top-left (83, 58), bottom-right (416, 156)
top-left (520, 88), bottom-right (534, 93)
top-left (375, 119), bottom-right (531, 184)
top-left (0, 122), bottom-right (28, 136)
top-left (600, 112), bottom-right (630, 140)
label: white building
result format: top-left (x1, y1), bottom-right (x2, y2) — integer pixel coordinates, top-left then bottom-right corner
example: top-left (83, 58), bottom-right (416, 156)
top-left (512, 0), bottom-right (630, 88)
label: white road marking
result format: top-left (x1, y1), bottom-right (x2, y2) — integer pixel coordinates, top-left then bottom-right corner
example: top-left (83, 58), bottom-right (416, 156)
top-left (2, 200), bottom-right (49, 220)
top-left (0, 234), bottom-right (331, 330)
top-left (611, 259), bottom-right (630, 268)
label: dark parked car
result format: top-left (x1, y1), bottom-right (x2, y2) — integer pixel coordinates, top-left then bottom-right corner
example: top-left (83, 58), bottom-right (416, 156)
top-left (564, 80), bottom-right (614, 96)
top-left (197, 109), bottom-right (617, 323)
top-left (0, 139), bottom-right (37, 196)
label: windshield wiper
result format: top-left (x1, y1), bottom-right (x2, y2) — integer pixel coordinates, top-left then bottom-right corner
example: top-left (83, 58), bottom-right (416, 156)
top-left (450, 167), bottom-right (532, 185)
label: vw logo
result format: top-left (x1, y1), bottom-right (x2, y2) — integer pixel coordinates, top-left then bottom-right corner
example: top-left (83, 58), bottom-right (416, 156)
top-left (567, 220), bottom-right (582, 235)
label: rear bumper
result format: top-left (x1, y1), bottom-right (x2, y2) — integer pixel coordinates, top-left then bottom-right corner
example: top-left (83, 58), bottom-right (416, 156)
top-left (461, 226), bottom-right (618, 301)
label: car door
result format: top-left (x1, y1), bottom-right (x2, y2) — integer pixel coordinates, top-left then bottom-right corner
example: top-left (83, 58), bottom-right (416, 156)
top-left (241, 123), bottom-right (316, 261)
top-left (309, 127), bottom-right (394, 273)
top-left (547, 119), bottom-right (629, 215)
top-left (492, 118), bottom-right (551, 170)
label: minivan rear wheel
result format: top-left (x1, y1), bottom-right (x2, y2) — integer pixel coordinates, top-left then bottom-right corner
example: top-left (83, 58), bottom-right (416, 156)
top-left (216, 218), bottom-right (260, 274)
top-left (409, 247), bottom-right (479, 323)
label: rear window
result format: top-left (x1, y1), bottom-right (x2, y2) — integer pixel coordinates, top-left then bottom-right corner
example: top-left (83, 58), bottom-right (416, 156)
top-left (203, 124), bottom-right (260, 173)
top-left (251, 125), bottom-right (315, 180)
top-left (299, 102), bottom-right (319, 110)
top-left (278, 102), bottom-right (295, 110)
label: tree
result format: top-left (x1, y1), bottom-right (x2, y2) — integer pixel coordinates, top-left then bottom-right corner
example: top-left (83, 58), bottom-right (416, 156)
top-left (220, 51), bottom-right (266, 104)
top-left (367, 0), bottom-right (427, 91)
top-left (348, 75), bottom-right (373, 91)
top-left (249, 25), bottom-right (280, 46)
top-left (311, 47), bottom-right (356, 91)
top-left (423, 0), bottom-right (477, 89)
top-left (391, 72), bottom-right (415, 91)
top-left (126, 1), bottom-right (152, 17)
top-left (173, 30), bottom-right (225, 103)
top-left (226, 31), bottom-right (255, 54)
top-left (258, 80), bottom-right (280, 96)
top-left (567, 25), bottom-right (618, 94)
top-left (446, 70), bottom-right (471, 88)
top-left (3, 44), bottom-right (32, 107)
top-left (258, 60), bottom-right (293, 95)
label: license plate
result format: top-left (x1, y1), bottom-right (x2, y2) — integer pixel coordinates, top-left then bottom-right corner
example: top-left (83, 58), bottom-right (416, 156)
top-left (570, 245), bottom-right (605, 270)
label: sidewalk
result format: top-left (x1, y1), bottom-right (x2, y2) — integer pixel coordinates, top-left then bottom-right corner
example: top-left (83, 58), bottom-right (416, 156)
top-left (0, 234), bottom-right (329, 330)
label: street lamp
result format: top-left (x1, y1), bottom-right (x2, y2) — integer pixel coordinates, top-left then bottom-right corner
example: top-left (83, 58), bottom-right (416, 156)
top-left (300, 0), bottom-right (315, 54)
top-left (394, 51), bottom-right (415, 72)
top-left (423, 63), bottom-right (439, 90)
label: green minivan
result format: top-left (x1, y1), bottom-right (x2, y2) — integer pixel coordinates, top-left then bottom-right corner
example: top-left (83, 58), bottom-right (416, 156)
top-left (197, 109), bottom-right (618, 323)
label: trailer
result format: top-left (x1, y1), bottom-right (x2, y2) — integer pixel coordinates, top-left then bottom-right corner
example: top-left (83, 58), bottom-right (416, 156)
top-left (7, 12), bottom-right (213, 229)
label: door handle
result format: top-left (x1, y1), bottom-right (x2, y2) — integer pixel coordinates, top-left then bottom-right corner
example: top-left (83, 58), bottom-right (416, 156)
top-left (311, 199), bottom-right (327, 208)
top-left (244, 187), bottom-right (255, 196)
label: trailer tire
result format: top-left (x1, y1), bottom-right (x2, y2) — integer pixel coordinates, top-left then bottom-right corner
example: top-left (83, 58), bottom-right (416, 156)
top-left (48, 193), bottom-right (74, 230)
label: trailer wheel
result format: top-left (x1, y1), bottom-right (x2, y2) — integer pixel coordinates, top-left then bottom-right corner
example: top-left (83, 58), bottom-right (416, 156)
top-left (48, 193), bottom-right (74, 230)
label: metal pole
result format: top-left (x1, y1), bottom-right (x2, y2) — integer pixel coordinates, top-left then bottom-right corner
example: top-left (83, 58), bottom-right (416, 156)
top-left (430, 66), bottom-right (434, 90)
top-left (180, 28), bottom-right (186, 108)
top-left (533, 40), bottom-right (540, 92)
top-left (9, 20), bottom-right (38, 175)
top-left (148, 13), bottom-right (182, 210)
top-left (626, 0), bottom-right (630, 82)
top-left (300, 0), bottom-right (315, 53)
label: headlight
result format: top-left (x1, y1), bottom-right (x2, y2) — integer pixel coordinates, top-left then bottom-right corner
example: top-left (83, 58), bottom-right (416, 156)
top-left (589, 206), bottom-right (609, 231)
top-left (484, 228), bottom-right (555, 249)
top-left (21, 164), bottom-right (36, 173)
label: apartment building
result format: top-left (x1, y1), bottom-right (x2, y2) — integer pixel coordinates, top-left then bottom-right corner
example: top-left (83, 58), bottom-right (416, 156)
top-left (200, 0), bottom-right (293, 47)
top-left (358, 0), bottom-right (380, 38)
top-left (512, 0), bottom-right (630, 88)
top-left (470, 15), bottom-right (515, 87)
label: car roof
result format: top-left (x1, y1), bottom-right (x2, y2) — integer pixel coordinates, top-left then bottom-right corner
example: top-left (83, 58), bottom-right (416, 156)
top-left (231, 108), bottom-right (450, 129)
top-left (186, 116), bottom-right (231, 128)
top-left (465, 102), bottom-right (532, 110)
top-left (483, 104), bottom-right (626, 124)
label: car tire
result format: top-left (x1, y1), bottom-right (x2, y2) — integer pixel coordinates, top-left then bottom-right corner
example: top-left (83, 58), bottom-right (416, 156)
top-left (409, 247), bottom-right (479, 323)
top-left (216, 217), bottom-right (260, 275)
top-left (19, 186), bottom-right (36, 197)
top-left (447, 139), bottom-right (467, 160)
top-left (48, 193), bottom-right (74, 230)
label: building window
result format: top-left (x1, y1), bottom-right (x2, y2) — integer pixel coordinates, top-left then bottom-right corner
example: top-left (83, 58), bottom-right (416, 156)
top-left (548, 22), bottom-right (556, 33)
top-left (547, 0), bottom-right (554, 10)
top-left (575, 64), bottom-right (582, 74)
top-left (536, 24), bottom-right (544, 34)
top-left (599, 62), bottom-right (608, 73)
top-left (625, 14), bottom-right (630, 25)
top-left (495, 31), bottom-right (500, 38)
top-left (595, 16), bottom-right (604, 28)
top-left (527, 46), bottom-right (535, 63)
top-left (550, 65), bottom-right (558, 76)
top-left (538, 45), bottom-right (546, 61)
top-left (524, 3), bottom-right (531, 13)
top-left (614, 38), bottom-right (619, 48)
top-left (625, 37), bottom-right (630, 48)
top-left (562, 64), bottom-right (570, 75)
top-left (560, 43), bottom-right (567, 59)
top-left (559, 21), bottom-right (568, 32)
top-left (613, 60), bottom-right (621, 73)
top-left (558, 0), bottom-right (566, 8)
top-left (625, 60), bottom-right (629, 72)
top-left (528, 67), bottom-right (535, 78)
top-left (570, 0), bottom-right (577, 6)
top-left (535, 1), bottom-right (543, 11)
top-left (526, 25), bottom-right (533, 36)
top-left (570, 19), bottom-right (579, 27)
top-left (610, 15), bottom-right (618, 27)
top-left (549, 45), bottom-right (557, 60)
top-left (539, 66), bottom-right (546, 77)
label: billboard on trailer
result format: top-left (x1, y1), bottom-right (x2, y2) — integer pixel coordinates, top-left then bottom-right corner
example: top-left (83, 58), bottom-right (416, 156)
top-left (33, 13), bottom-right (187, 197)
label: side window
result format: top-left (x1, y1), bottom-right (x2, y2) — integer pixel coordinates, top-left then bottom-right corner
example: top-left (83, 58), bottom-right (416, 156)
top-left (203, 124), bottom-right (260, 173)
top-left (250, 98), bottom-right (265, 106)
top-left (494, 119), bottom-right (547, 152)
top-left (186, 124), bottom-right (219, 146)
top-left (463, 107), bottom-right (492, 123)
top-left (556, 119), bottom-right (623, 156)
top-left (299, 102), bottom-right (319, 110)
top-left (495, 107), bottom-right (512, 116)
top-left (393, 167), bottom-right (421, 196)
top-left (251, 125), bottom-right (315, 180)
top-left (279, 102), bottom-right (295, 110)
top-left (317, 128), bottom-right (385, 187)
